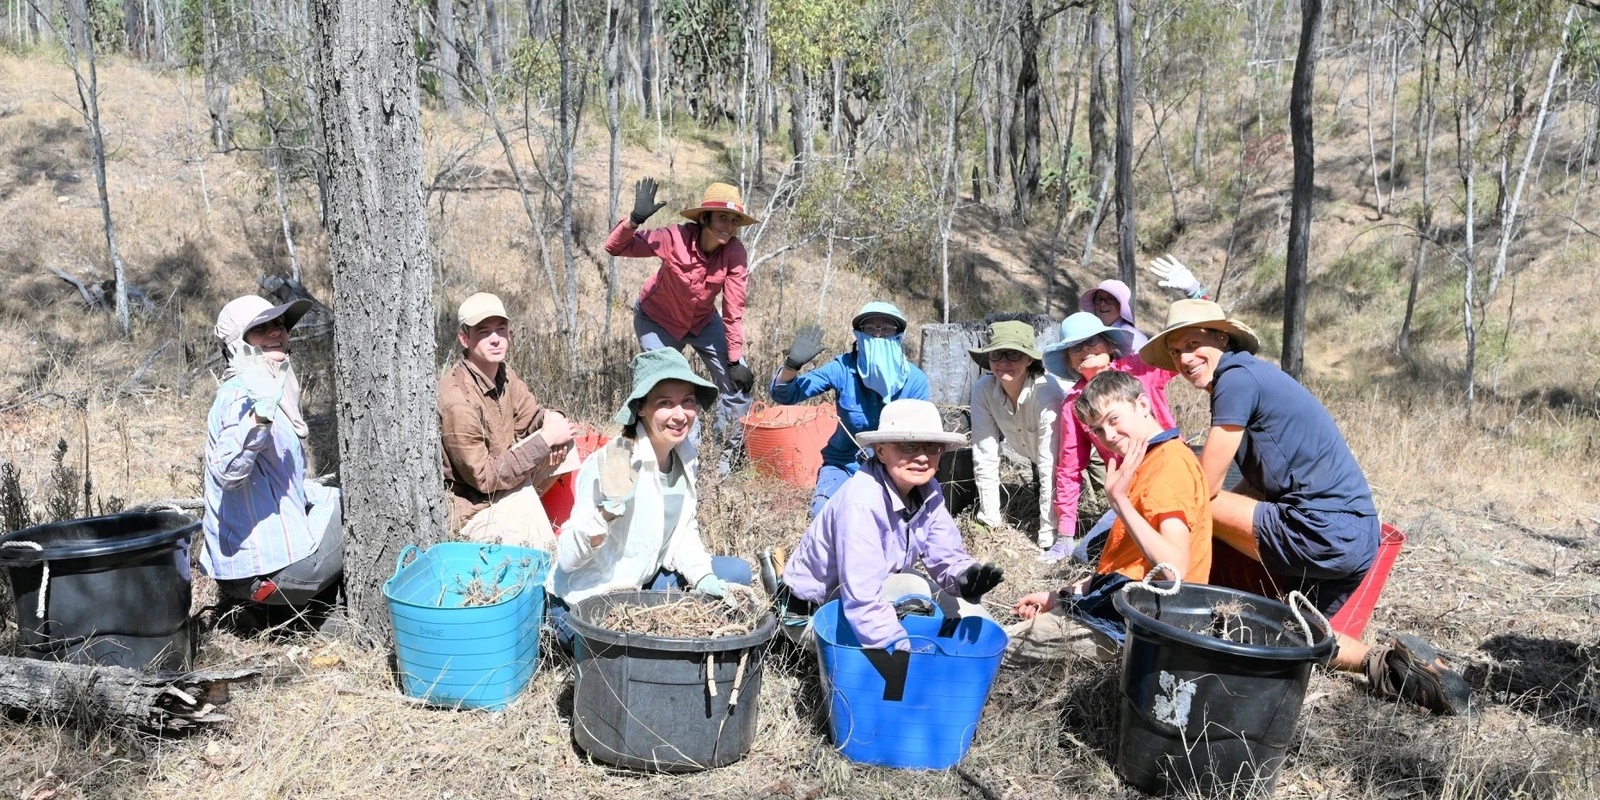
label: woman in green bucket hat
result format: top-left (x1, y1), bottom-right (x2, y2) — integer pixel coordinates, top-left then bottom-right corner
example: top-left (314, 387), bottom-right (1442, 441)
top-left (548, 348), bottom-right (754, 650)
top-left (967, 320), bottom-right (1066, 550)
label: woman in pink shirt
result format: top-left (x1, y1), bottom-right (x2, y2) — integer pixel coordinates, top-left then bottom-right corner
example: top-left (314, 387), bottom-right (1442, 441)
top-left (605, 180), bottom-right (758, 464)
top-left (1039, 312), bottom-right (1177, 562)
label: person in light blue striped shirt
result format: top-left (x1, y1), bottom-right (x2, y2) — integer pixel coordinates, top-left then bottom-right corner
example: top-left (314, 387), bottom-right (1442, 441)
top-left (202, 295), bottom-right (342, 607)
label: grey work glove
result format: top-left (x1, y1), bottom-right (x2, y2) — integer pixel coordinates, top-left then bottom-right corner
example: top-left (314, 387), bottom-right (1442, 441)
top-left (630, 178), bottom-right (667, 227)
top-left (228, 342), bottom-right (286, 423)
top-left (784, 325), bottom-right (825, 371)
top-left (596, 439), bottom-right (639, 518)
top-left (728, 361), bottom-right (754, 394)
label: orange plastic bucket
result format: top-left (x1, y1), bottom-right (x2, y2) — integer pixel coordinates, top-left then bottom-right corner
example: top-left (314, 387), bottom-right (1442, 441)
top-left (540, 424), bottom-right (611, 536)
top-left (741, 402), bottom-right (839, 488)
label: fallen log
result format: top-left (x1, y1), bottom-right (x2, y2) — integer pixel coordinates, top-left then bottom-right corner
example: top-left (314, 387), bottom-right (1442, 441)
top-left (0, 655), bottom-right (259, 734)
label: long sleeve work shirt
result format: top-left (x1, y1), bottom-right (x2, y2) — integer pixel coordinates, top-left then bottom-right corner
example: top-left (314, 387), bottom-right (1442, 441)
top-left (604, 219), bottom-right (749, 363)
top-left (769, 353), bottom-right (930, 470)
top-left (970, 372), bottom-right (1065, 536)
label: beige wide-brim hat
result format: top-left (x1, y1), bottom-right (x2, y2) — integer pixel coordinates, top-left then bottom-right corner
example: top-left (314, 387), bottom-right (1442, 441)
top-left (855, 399), bottom-right (967, 451)
top-left (1138, 299), bottom-right (1260, 372)
top-left (680, 182), bottom-right (759, 227)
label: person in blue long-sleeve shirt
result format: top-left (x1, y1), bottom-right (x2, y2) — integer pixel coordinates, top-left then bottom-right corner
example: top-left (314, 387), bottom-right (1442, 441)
top-left (770, 301), bottom-right (930, 517)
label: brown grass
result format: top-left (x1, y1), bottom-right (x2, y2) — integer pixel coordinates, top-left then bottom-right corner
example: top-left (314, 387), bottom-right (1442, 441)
top-left (2, 48), bottom-right (1600, 800)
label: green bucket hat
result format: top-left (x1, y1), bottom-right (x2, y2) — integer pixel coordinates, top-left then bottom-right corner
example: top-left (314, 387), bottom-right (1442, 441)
top-left (968, 320), bottom-right (1042, 369)
top-left (613, 348), bottom-right (720, 426)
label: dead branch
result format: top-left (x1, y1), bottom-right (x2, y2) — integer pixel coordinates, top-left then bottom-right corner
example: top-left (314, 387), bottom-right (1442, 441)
top-left (46, 265), bottom-right (101, 310)
top-left (0, 656), bottom-right (259, 734)
top-left (120, 339), bottom-right (172, 396)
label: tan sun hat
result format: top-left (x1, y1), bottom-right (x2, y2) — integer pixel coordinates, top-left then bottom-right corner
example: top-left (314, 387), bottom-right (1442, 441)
top-left (458, 292), bottom-right (510, 328)
top-left (855, 399), bottom-right (967, 451)
top-left (968, 320), bottom-right (1042, 369)
top-left (1137, 299), bottom-right (1260, 372)
top-left (680, 182), bottom-right (758, 227)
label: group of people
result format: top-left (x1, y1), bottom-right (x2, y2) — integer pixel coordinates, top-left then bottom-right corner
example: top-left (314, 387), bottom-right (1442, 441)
top-left (199, 179), bottom-right (1469, 716)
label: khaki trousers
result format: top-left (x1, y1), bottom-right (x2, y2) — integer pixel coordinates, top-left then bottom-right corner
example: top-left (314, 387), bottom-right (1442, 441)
top-left (459, 479), bottom-right (557, 551)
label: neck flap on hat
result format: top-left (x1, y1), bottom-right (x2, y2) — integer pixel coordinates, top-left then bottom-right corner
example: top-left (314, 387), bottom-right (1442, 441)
top-left (221, 336), bottom-right (310, 440)
top-left (854, 331), bottom-right (910, 400)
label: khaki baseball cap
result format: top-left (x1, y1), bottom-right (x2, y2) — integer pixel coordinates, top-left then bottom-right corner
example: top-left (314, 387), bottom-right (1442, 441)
top-left (458, 292), bottom-right (510, 327)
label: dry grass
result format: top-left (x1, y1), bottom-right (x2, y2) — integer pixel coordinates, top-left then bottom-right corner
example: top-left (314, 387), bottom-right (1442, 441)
top-left (2, 50), bottom-right (1600, 800)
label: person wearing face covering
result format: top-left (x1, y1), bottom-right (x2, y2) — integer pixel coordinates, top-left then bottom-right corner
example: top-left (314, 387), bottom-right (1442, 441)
top-left (203, 295), bottom-right (343, 608)
top-left (770, 301), bottom-right (931, 517)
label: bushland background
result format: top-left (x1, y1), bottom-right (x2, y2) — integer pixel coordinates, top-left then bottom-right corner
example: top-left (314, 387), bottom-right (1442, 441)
top-left (1, 0), bottom-right (1599, 797)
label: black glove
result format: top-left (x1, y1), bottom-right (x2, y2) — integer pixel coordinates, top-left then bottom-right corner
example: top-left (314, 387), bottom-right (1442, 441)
top-left (629, 177), bottom-right (667, 226)
top-left (728, 361), bottom-right (754, 394)
top-left (956, 562), bottom-right (1005, 604)
top-left (784, 325), bottom-right (825, 371)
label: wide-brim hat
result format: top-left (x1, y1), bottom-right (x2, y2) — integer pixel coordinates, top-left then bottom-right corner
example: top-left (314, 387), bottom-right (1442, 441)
top-left (851, 301), bottom-right (908, 334)
top-left (681, 182), bottom-right (758, 227)
top-left (214, 294), bottom-right (311, 344)
top-left (1137, 299), bottom-right (1260, 372)
top-left (614, 348), bottom-right (720, 426)
top-left (1041, 312), bottom-right (1135, 381)
top-left (1078, 279), bottom-right (1135, 326)
top-left (855, 399), bottom-right (967, 451)
top-left (968, 320), bottom-right (1042, 369)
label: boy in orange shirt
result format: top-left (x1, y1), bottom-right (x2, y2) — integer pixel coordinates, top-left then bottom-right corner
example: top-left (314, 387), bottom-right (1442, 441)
top-left (1011, 370), bottom-right (1212, 661)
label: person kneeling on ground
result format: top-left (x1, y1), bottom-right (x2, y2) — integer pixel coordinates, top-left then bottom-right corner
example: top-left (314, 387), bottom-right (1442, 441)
top-left (549, 349), bottom-right (753, 650)
top-left (968, 320), bottom-right (1065, 550)
top-left (1141, 297), bottom-right (1471, 714)
top-left (1011, 370), bottom-right (1212, 662)
top-left (203, 295), bottom-right (342, 610)
top-left (439, 292), bottom-right (575, 550)
top-left (780, 399), bottom-right (1005, 650)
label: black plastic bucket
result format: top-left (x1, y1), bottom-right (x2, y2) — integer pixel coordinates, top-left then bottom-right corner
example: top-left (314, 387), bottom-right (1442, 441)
top-left (0, 511), bottom-right (196, 672)
top-left (568, 590), bottom-right (776, 772)
top-left (1112, 583), bottom-right (1335, 798)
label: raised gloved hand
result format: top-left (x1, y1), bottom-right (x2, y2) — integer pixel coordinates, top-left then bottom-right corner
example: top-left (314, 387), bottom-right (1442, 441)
top-left (728, 361), bottom-right (754, 394)
top-left (784, 325), bottom-right (825, 371)
top-left (630, 177), bottom-right (667, 227)
top-left (596, 440), bottom-right (638, 518)
top-left (229, 342), bottom-right (286, 423)
top-left (956, 562), bottom-right (1006, 604)
top-left (1148, 255), bottom-right (1206, 298)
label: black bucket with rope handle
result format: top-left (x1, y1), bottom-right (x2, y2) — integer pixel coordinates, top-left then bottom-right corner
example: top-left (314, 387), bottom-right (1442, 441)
top-left (1111, 567), bottom-right (1337, 798)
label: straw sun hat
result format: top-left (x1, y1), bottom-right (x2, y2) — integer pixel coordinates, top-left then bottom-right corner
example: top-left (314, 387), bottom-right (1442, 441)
top-left (855, 399), bottom-right (967, 451)
top-left (1137, 299), bottom-right (1260, 372)
top-left (680, 182), bottom-right (758, 227)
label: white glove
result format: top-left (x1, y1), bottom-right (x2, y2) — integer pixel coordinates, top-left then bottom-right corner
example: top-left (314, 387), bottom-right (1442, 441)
top-left (1149, 255), bottom-right (1205, 298)
top-left (228, 342), bottom-right (286, 423)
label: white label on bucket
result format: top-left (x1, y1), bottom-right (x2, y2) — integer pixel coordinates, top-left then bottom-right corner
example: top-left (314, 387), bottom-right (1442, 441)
top-left (1153, 671), bottom-right (1196, 729)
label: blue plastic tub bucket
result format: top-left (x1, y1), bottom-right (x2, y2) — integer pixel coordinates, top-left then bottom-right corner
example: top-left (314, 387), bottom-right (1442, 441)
top-left (811, 599), bottom-right (1009, 769)
top-left (383, 543), bottom-right (549, 710)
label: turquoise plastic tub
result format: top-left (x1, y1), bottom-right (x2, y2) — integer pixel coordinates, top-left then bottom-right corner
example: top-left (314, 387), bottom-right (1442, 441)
top-left (811, 598), bottom-right (1009, 769)
top-left (384, 543), bottom-right (549, 710)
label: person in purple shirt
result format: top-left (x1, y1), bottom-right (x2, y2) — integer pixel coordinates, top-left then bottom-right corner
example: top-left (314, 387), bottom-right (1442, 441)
top-left (780, 399), bottom-right (1005, 651)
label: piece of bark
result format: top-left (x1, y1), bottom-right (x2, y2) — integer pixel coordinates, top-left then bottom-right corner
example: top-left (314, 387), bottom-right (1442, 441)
top-left (0, 655), bottom-right (258, 733)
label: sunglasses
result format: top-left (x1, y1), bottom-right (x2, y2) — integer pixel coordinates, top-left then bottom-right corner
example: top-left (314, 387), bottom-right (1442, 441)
top-left (1066, 336), bottom-right (1107, 355)
top-left (987, 349), bottom-right (1027, 363)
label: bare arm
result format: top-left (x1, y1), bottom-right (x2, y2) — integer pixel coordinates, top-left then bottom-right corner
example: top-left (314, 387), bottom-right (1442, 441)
top-left (1198, 424), bottom-right (1245, 498)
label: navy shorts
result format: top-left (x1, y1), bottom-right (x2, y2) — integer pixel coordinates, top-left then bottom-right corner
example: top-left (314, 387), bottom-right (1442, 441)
top-left (1253, 503), bottom-right (1379, 615)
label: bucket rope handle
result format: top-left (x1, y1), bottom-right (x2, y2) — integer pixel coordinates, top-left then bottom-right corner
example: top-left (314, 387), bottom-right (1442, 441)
top-left (1286, 590), bottom-right (1334, 646)
top-left (2, 541), bottom-right (47, 618)
top-left (1125, 562), bottom-right (1182, 597)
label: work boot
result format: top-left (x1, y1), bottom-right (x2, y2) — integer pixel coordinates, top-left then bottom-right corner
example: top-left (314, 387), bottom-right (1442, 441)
top-left (1364, 633), bottom-right (1472, 715)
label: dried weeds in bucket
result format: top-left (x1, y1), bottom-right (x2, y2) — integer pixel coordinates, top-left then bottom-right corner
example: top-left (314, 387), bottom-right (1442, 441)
top-left (436, 556), bottom-right (530, 608)
top-left (596, 589), bottom-right (769, 639)
top-left (1206, 598), bottom-right (1254, 644)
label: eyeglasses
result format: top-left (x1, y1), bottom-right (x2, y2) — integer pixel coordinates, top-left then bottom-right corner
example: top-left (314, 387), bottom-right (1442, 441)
top-left (889, 442), bottom-right (944, 457)
top-left (1066, 336), bottom-right (1106, 355)
top-left (987, 349), bottom-right (1026, 363)
top-left (857, 323), bottom-right (901, 338)
top-left (246, 318), bottom-right (287, 337)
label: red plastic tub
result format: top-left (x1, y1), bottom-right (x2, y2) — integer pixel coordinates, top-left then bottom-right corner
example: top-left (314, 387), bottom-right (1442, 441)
top-left (741, 401), bottom-right (839, 488)
top-left (539, 424), bottom-right (611, 536)
top-left (1207, 522), bottom-right (1405, 641)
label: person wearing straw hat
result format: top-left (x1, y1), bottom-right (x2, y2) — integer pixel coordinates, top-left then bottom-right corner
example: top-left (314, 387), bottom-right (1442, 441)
top-left (605, 178), bottom-right (759, 467)
top-left (1078, 279), bottom-right (1150, 350)
top-left (967, 320), bottom-right (1065, 549)
top-left (549, 348), bottom-right (754, 650)
top-left (439, 292), bottom-right (575, 550)
top-left (1038, 312), bottom-right (1178, 564)
top-left (780, 399), bottom-right (1005, 651)
top-left (1141, 298), bottom-right (1471, 714)
top-left (203, 295), bottom-right (342, 609)
top-left (771, 301), bottom-right (932, 517)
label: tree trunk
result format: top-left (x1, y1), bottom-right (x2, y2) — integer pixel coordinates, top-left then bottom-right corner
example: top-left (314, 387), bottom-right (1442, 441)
top-left (64, 0), bottom-right (131, 337)
top-left (559, 0), bottom-right (581, 367)
top-left (0, 655), bottom-right (258, 734)
top-left (604, 0), bottom-right (621, 338)
top-left (201, 0), bottom-right (231, 150)
top-left (436, 0), bottom-right (462, 113)
top-left (1282, 0), bottom-right (1323, 380)
top-left (1112, 0), bottom-right (1136, 291)
top-left (485, 0), bottom-right (506, 74)
top-left (1011, 0), bottom-right (1043, 218)
top-left (1399, 35), bottom-right (1439, 356)
top-left (638, 0), bottom-right (654, 115)
top-left (311, 0), bottom-right (446, 641)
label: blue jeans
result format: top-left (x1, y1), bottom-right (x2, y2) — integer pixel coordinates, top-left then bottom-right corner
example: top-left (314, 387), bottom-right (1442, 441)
top-left (549, 556), bottom-right (754, 651)
top-left (809, 463), bottom-right (858, 518)
top-left (633, 305), bottom-right (752, 449)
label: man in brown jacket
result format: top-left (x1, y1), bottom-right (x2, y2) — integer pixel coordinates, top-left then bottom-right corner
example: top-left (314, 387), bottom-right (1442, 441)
top-left (440, 292), bottom-right (575, 549)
